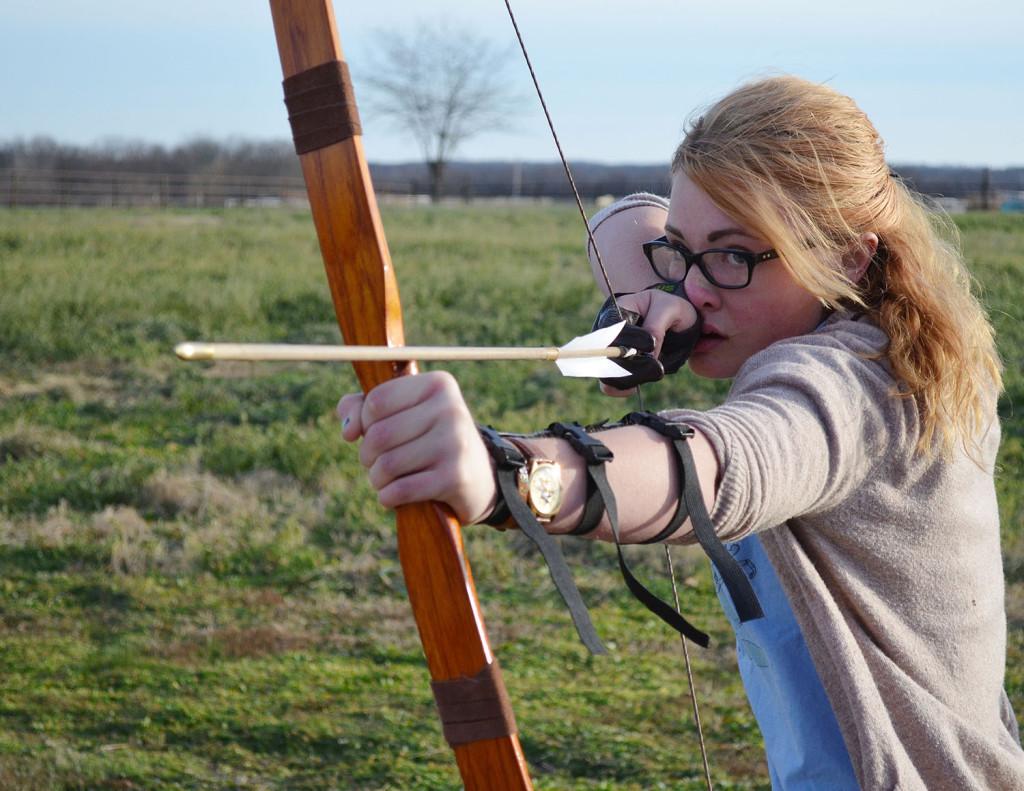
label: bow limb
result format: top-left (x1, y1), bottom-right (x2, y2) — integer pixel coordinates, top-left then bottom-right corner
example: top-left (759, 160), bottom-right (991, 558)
top-left (268, 2), bottom-right (532, 788)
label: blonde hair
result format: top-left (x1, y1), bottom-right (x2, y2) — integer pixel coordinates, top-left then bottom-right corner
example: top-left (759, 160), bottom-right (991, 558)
top-left (672, 75), bottom-right (1001, 456)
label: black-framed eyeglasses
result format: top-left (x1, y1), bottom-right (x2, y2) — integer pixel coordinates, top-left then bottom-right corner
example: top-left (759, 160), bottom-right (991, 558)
top-left (641, 236), bottom-right (780, 289)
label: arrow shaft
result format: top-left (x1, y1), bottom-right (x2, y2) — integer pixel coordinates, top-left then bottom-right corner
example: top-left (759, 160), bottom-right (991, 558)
top-left (176, 342), bottom-right (628, 363)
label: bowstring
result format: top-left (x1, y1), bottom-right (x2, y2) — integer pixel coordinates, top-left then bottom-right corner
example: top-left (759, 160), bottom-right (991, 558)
top-left (665, 540), bottom-right (714, 789)
top-left (502, 0), bottom-right (618, 315)
top-left (502, 3), bottom-right (713, 788)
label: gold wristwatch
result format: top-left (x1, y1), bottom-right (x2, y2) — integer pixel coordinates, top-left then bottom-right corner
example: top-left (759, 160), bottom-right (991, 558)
top-left (516, 457), bottom-right (563, 523)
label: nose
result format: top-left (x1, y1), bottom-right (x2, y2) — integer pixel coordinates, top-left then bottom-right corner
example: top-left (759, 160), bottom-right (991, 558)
top-left (683, 263), bottom-right (721, 310)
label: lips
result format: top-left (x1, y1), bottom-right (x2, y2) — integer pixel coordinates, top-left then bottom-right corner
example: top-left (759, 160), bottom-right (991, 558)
top-left (693, 325), bottom-right (727, 354)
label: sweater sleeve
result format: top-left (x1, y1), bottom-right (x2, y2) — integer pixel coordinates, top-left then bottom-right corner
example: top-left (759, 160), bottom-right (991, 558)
top-left (661, 317), bottom-right (916, 540)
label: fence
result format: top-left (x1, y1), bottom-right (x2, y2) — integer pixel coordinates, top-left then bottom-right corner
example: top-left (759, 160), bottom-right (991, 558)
top-left (1, 168), bottom-right (317, 208)
top-left (4, 166), bottom-right (1020, 211)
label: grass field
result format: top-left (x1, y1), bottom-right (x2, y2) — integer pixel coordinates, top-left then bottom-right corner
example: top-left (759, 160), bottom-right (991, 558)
top-left (0, 205), bottom-right (1021, 790)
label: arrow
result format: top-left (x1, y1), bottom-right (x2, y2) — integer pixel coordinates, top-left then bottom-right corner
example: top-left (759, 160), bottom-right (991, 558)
top-left (175, 321), bottom-right (635, 379)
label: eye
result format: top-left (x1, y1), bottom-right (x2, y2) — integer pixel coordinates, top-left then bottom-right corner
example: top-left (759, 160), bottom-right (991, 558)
top-left (722, 250), bottom-right (750, 267)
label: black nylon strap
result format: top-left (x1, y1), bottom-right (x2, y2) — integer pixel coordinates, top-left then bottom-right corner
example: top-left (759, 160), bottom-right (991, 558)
top-left (548, 422), bottom-right (712, 647)
top-left (569, 474), bottom-right (604, 535)
top-left (622, 411), bottom-right (764, 624)
top-left (547, 422), bottom-right (608, 535)
top-left (638, 431), bottom-right (690, 544)
top-left (477, 426), bottom-right (606, 655)
top-left (677, 435), bottom-right (764, 623)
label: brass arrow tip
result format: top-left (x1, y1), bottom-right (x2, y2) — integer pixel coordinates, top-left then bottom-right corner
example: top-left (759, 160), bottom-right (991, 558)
top-left (175, 342), bottom-right (213, 361)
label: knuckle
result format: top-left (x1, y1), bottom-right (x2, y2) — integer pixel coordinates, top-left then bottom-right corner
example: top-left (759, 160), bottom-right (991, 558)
top-left (378, 484), bottom-right (408, 511)
top-left (362, 388), bottom-right (386, 424)
top-left (377, 484), bottom-right (401, 509)
top-left (371, 451), bottom-right (396, 483)
top-left (362, 420), bottom-right (389, 454)
top-left (337, 392), bottom-right (360, 411)
top-left (437, 400), bottom-right (465, 426)
top-left (427, 370), bottom-right (460, 398)
top-left (381, 477), bottom-right (429, 510)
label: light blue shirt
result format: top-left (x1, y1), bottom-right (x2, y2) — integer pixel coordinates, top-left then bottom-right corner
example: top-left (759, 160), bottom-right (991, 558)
top-left (713, 534), bottom-right (859, 790)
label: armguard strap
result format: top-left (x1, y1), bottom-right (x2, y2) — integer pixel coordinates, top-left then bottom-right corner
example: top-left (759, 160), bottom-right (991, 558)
top-left (548, 421), bottom-right (713, 647)
top-left (621, 411), bottom-right (764, 624)
top-left (477, 425), bottom-right (606, 655)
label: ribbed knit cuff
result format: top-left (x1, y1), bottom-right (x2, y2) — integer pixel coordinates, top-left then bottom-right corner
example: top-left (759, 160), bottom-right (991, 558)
top-left (586, 192), bottom-right (670, 254)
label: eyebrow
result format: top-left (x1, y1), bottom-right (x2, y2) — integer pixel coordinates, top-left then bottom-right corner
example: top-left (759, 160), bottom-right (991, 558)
top-left (664, 223), bottom-right (756, 245)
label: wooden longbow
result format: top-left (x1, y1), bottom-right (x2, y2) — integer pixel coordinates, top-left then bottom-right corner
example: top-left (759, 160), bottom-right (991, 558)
top-left (268, 2), bottom-right (533, 788)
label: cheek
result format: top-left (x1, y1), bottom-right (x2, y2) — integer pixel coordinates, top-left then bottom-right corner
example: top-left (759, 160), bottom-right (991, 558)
top-left (742, 292), bottom-right (822, 347)
top-left (744, 268), bottom-right (822, 335)
top-left (724, 286), bottom-right (823, 362)
top-left (690, 272), bottom-right (822, 378)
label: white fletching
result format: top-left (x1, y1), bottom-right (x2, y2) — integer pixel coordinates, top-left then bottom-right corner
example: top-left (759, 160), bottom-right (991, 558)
top-left (555, 321), bottom-right (632, 378)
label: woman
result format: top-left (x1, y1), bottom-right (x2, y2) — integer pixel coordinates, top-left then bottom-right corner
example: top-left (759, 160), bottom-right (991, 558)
top-left (337, 76), bottom-right (1023, 789)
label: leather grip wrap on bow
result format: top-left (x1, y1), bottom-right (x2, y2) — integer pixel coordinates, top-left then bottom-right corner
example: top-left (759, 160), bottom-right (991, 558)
top-left (431, 659), bottom-right (518, 747)
top-left (268, 2), bottom-right (533, 788)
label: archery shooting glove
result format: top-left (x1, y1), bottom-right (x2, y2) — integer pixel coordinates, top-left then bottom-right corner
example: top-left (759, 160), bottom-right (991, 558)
top-left (592, 283), bottom-right (703, 389)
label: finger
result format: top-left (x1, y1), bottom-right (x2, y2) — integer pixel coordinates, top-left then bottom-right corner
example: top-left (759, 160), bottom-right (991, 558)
top-left (365, 421), bottom-right (457, 496)
top-left (376, 455), bottom-right (488, 525)
top-left (375, 466), bottom-right (453, 512)
top-left (358, 393), bottom-right (450, 469)
top-left (603, 353), bottom-right (664, 388)
top-left (599, 381), bottom-right (638, 398)
top-left (336, 393), bottom-right (365, 441)
top-left (361, 371), bottom-right (457, 428)
top-left (631, 292), bottom-right (698, 359)
top-left (611, 323), bottom-right (655, 353)
top-left (613, 290), bottom-right (655, 323)
top-left (660, 322), bottom-right (702, 375)
top-left (593, 293), bottom-right (643, 333)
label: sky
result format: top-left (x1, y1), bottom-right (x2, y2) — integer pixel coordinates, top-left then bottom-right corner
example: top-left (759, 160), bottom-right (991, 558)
top-left (3, 0), bottom-right (1022, 168)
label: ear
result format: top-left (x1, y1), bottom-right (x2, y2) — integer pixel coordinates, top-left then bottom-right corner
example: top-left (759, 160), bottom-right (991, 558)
top-left (844, 232), bottom-right (879, 284)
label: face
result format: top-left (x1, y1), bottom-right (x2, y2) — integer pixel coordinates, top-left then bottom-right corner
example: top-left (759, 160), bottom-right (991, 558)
top-left (667, 172), bottom-right (825, 379)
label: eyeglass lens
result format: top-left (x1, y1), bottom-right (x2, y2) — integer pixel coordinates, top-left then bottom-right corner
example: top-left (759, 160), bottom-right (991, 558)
top-left (648, 245), bottom-right (751, 288)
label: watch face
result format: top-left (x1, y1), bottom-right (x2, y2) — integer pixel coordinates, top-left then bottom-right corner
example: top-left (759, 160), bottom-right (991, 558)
top-left (529, 462), bottom-right (562, 517)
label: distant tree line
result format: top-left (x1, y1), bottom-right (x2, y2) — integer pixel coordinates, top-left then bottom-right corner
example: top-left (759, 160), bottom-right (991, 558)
top-left (0, 137), bottom-right (302, 179)
top-left (2, 137), bottom-right (1021, 205)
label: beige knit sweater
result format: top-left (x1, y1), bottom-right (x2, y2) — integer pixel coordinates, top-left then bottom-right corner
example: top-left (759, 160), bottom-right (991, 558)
top-left (664, 312), bottom-right (1024, 790)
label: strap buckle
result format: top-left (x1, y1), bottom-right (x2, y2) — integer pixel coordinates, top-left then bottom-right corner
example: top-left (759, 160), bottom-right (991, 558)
top-left (621, 410), bottom-right (694, 441)
top-left (548, 421), bottom-right (614, 464)
top-left (478, 425), bottom-right (526, 470)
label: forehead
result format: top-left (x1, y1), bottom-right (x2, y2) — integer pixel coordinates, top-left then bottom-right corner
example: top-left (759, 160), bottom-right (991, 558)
top-left (667, 172), bottom-right (748, 240)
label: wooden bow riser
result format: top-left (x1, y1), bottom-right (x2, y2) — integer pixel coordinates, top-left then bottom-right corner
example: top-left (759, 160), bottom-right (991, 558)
top-left (268, 2), bottom-right (533, 788)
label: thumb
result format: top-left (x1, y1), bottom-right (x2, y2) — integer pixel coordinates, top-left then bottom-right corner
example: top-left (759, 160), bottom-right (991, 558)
top-left (336, 393), bottom-right (366, 441)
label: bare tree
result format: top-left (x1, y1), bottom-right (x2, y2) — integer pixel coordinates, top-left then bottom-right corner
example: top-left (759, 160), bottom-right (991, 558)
top-left (360, 21), bottom-right (521, 201)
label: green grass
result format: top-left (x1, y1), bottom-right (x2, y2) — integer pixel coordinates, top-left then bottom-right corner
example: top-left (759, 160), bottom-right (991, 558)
top-left (0, 205), bottom-right (1021, 790)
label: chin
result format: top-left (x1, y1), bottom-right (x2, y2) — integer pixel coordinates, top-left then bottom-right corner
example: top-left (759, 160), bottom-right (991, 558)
top-left (687, 355), bottom-right (739, 380)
